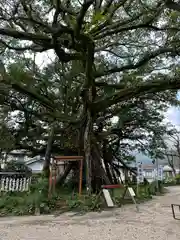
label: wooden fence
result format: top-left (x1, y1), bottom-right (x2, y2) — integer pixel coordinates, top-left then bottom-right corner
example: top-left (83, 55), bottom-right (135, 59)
top-left (0, 172), bottom-right (32, 192)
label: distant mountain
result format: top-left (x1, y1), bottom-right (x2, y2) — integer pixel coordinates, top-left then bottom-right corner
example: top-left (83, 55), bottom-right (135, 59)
top-left (135, 153), bottom-right (153, 164)
top-left (135, 152), bottom-right (173, 167)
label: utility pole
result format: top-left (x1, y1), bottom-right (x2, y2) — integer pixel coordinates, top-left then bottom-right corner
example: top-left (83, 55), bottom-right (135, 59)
top-left (156, 158), bottom-right (159, 191)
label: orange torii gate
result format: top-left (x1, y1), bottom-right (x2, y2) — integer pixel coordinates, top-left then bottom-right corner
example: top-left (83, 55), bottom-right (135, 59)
top-left (48, 156), bottom-right (83, 197)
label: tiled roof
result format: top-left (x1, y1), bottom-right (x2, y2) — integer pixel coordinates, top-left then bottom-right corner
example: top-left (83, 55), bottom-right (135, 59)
top-left (142, 165), bottom-right (155, 170)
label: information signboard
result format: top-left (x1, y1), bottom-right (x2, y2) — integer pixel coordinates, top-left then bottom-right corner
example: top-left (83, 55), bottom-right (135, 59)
top-left (154, 165), bottom-right (163, 181)
top-left (137, 162), bottom-right (144, 183)
top-left (157, 165), bottom-right (163, 181)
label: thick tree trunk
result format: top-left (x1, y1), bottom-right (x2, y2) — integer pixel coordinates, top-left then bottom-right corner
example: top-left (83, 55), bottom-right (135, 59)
top-left (43, 127), bottom-right (54, 178)
top-left (112, 164), bottom-right (124, 184)
top-left (169, 161), bottom-right (176, 177)
top-left (91, 158), bottom-right (111, 192)
top-left (104, 161), bottom-right (113, 184)
top-left (165, 149), bottom-right (176, 176)
top-left (56, 162), bottom-right (74, 186)
top-left (84, 109), bottom-right (92, 194)
top-left (102, 140), bottom-right (113, 183)
top-left (111, 167), bottom-right (118, 184)
top-left (91, 144), bottom-right (111, 192)
top-left (82, 37), bottom-right (95, 194)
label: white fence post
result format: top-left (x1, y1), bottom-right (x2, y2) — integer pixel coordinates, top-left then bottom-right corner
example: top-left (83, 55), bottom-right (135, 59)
top-left (0, 172), bottom-right (32, 192)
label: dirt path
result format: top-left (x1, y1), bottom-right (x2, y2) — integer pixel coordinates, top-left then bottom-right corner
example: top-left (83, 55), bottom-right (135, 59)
top-left (0, 186), bottom-right (180, 240)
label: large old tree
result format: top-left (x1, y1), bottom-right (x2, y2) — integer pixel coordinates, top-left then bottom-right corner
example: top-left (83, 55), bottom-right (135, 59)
top-left (1, 0), bottom-right (180, 192)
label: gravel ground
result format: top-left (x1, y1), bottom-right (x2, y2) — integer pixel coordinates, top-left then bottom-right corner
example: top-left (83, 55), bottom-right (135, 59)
top-left (0, 186), bottom-right (180, 240)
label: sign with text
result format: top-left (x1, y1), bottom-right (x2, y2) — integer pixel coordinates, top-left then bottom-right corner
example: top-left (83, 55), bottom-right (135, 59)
top-left (157, 165), bottom-right (163, 181)
top-left (154, 165), bottom-right (163, 181)
top-left (153, 169), bottom-right (156, 180)
top-left (137, 162), bottom-right (144, 183)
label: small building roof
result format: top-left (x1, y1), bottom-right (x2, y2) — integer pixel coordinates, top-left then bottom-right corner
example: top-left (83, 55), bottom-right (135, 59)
top-left (163, 165), bottom-right (173, 171)
top-left (3, 150), bottom-right (29, 155)
top-left (142, 165), bottom-right (155, 170)
top-left (26, 156), bottom-right (42, 165)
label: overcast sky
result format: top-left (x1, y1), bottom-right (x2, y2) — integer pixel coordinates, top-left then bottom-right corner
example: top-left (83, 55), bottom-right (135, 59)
top-left (166, 106), bottom-right (180, 126)
top-left (166, 92), bottom-right (180, 126)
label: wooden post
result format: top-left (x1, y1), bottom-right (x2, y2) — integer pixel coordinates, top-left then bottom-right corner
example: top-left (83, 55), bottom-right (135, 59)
top-left (79, 159), bottom-right (83, 196)
top-left (53, 165), bottom-right (56, 193)
top-left (136, 180), bottom-right (139, 197)
top-left (48, 171), bottom-right (52, 198)
top-left (49, 158), bottom-right (56, 198)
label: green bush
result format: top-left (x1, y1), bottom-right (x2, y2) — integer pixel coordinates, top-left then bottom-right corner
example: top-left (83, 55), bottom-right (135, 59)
top-left (58, 193), bottom-right (103, 212)
top-left (2, 160), bottom-right (31, 174)
top-left (163, 177), bottom-right (177, 185)
top-left (162, 175), bottom-right (180, 185)
top-left (136, 181), bottom-right (164, 197)
top-left (0, 177), bottom-right (51, 216)
top-left (0, 177), bottom-right (103, 216)
top-left (175, 174), bottom-right (180, 184)
top-left (0, 180), bottom-right (165, 216)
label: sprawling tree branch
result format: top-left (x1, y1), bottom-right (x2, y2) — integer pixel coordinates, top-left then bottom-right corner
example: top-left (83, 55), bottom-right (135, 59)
top-left (166, 0), bottom-right (180, 11)
top-left (75, 0), bottom-right (94, 36)
top-left (95, 47), bottom-right (180, 78)
top-left (94, 77), bottom-right (180, 112)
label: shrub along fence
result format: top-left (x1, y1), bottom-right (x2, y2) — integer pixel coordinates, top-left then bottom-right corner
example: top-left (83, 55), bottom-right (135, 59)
top-left (0, 172), bottom-right (32, 192)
